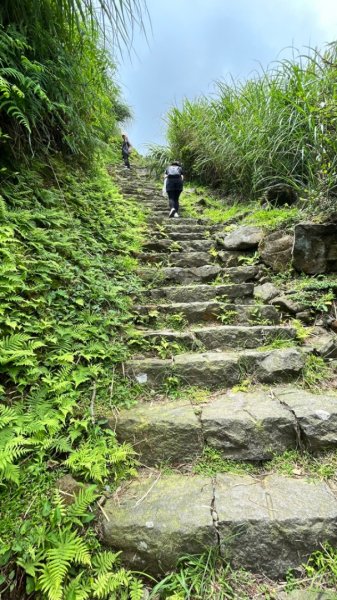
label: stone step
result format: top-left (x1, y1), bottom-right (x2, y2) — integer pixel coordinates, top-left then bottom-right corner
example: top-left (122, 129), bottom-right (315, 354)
top-left (139, 324), bottom-right (296, 351)
top-left (153, 231), bottom-right (212, 241)
top-left (138, 265), bottom-right (259, 284)
top-left (102, 472), bottom-right (337, 577)
top-left (138, 251), bottom-right (213, 268)
top-left (147, 282), bottom-right (254, 303)
top-left (125, 347), bottom-right (305, 388)
top-left (142, 239), bottom-right (214, 253)
top-left (135, 301), bottom-right (280, 325)
top-left (151, 225), bottom-right (214, 237)
top-left (111, 387), bottom-right (337, 464)
top-left (149, 217), bottom-right (211, 226)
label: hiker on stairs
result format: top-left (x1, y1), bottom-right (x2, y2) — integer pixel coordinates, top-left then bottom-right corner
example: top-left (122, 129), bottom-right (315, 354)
top-left (121, 133), bottom-right (132, 169)
top-left (164, 160), bottom-right (184, 218)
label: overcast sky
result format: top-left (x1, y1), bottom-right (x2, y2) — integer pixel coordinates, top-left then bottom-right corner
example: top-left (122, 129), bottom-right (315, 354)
top-left (117, 0), bottom-right (337, 152)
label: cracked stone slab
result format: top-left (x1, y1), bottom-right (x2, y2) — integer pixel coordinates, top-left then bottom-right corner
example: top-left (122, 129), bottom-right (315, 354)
top-left (111, 401), bottom-right (203, 466)
top-left (274, 387), bottom-right (337, 450)
top-left (102, 473), bottom-right (337, 578)
top-left (201, 391), bottom-right (297, 460)
top-left (215, 473), bottom-right (337, 577)
top-left (102, 474), bottom-right (216, 574)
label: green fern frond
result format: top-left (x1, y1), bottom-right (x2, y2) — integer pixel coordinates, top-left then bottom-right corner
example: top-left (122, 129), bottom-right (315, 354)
top-left (39, 528), bottom-right (91, 600)
top-left (92, 551), bottom-right (121, 577)
top-left (129, 577), bottom-right (145, 600)
top-left (66, 485), bottom-right (98, 521)
top-left (91, 568), bottom-right (131, 598)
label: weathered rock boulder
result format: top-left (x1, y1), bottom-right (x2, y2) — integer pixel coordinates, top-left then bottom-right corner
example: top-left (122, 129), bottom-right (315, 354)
top-left (270, 294), bottom-right (305, 315)
top-left (220, 226), bottom-right (264, 250)
top-left (259, 231), bottom-right (294, 271)
top-left (292, 223), bottom-right (337, 274)
top-left (254, 282), bottom-right (280, 303)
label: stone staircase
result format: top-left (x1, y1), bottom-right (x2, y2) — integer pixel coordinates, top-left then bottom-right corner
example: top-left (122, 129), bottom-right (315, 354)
top-left (102, 167), bottom-right (337, 580)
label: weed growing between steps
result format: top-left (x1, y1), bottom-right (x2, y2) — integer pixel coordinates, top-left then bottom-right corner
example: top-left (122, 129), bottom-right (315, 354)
top-left (302, 355), bottom-right (335, 390)
top-left (0, 154), bottom-right (148, 597)
top-left (147, 544), bottom-right (337, 599)
top-left (193, 447), bottom-right (337, 481)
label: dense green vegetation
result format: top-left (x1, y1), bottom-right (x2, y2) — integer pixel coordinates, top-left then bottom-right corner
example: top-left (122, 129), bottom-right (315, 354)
top-left (0, 1), bottom-right (149, 598)
top-left (148, 44), bottom-right (337, 210)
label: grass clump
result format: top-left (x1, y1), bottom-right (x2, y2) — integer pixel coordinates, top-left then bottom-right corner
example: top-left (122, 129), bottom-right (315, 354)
top-left (302, 354), bottom-right (334, 390)
top-left (194, 447), bottom-right (255, 477)
top-left (0, 155), bottom-right (147, 597)
top-left (264, 449), bottom-right (337, 479)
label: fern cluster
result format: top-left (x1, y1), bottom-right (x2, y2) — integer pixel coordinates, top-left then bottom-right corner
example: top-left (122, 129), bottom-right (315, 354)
top-left (0, 153), bottom-right (145, 597)
top-left (9, 487), bottom-right (144, 600)
top-left (0, 4), bottom-right (131, 166)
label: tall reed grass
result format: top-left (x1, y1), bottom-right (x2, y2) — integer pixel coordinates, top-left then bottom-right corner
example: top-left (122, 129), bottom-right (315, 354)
top-left (149, 44), bottom-right (337, 201)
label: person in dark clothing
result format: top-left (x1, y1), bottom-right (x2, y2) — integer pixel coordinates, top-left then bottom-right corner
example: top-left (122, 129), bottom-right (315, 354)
top-left (121, 134), bottom-right (132, 169)
top-left (164, 161), bottom-right (184, 217)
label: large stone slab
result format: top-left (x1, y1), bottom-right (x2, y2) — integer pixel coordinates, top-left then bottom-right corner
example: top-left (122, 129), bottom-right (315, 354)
top-left (102, 473), bottom-right (337, 577)
top-left (111, 401), bottom-right (203, 466)
top-left (292, 223), bottom-right (337, 274)
top-left (216, 474), bottom-right (337, 577)
top-left (201, 391), bottom-right (296, 460)
top-left (135, 301), bottom-right (221, 324)
top-left (162, 265), bottom-right (221, 284)
top-left (156, 231), bottom-right (209, 241)
top-left (135, 301), bottom-right (280, 326)
top-left (102, 474), bottom-right (216, 574)
top-left (220, 226), bottom-right (264, 250)
top-left (126, 348), bottom-right (304, 389)
top-left (142, 239), bottom-right (213, 253)
top-left (148, 283), bottom-right (254, 303)
top-left (193, 325), bottom-right (296, 350)
top-left (138, 251), bottom-right (212, 268)
top-left (173, 351), bottom-right (241, 388)
top-left (275, 387), bottom-right (337, 450)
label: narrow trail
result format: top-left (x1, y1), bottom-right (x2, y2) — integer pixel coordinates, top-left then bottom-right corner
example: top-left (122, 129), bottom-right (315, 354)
top-left (102, 167), bottom-right (337, 579)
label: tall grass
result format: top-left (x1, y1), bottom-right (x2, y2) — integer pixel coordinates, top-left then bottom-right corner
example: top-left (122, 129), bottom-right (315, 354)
top-left (152, 44), bottom-right (337, 201)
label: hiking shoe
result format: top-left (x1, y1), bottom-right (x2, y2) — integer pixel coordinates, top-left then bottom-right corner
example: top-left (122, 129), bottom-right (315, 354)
top-left (173, 212), bottom-right (179, 218)
top-left (169, 208), bottom-right (175, 218)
